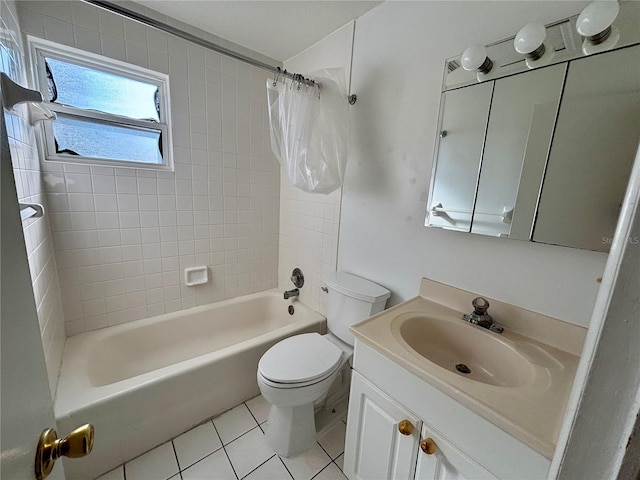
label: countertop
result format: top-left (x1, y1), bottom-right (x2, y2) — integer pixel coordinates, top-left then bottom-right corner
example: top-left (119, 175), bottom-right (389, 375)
top-left (350, 278), bottom-right (586, 458)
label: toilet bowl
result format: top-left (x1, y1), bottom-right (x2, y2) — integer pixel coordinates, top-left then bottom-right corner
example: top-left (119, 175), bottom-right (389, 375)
top-left (258, 272), bottom-right (390, 457)
top-left (258, 332), bottom-right (352, 457)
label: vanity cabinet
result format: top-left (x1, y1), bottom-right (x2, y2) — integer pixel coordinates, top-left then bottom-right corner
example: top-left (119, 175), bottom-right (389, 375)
top-left (414, 424), bottom-right (496, 480)
top-left (345, 372), bottom-right (496, 480)
top-left (344, 341), bottom-right (551, 480)
top-left (345, 372), bottom-right (421, 480)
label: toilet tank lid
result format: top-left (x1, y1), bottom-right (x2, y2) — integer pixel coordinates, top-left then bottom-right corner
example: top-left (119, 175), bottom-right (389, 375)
top-left (323, 272), bottom-right (390, 303)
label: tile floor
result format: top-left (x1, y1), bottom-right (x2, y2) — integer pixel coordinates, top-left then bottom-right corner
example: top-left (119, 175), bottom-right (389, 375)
top-left (95, 395), bottom-right (348, 480)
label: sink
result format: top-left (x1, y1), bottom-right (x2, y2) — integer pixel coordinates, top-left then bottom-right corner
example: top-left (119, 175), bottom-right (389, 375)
top-left (391, 312), bottom-right (535, 387)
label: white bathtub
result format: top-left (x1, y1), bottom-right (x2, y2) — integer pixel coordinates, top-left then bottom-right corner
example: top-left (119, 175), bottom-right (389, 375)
top-left (54, 291), bottom-right (325, 479)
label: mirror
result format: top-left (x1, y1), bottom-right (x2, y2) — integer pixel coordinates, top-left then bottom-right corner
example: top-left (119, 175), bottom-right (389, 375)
top-left (426, 10), bottom-right (640, 252)
top-left (533, 46), bottom-right (640, 251)
top-left (472, 64), bottom-right (565, 237)
top-left (428, 83), bottom-right (492, 231)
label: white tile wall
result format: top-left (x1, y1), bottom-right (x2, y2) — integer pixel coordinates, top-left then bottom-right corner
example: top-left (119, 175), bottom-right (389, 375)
top-left (1, 0), bottom-right (66, 395)
top-left (18, 1), bottom-right (282, 334)
top-left (279, 23), bottom-right (355, 314)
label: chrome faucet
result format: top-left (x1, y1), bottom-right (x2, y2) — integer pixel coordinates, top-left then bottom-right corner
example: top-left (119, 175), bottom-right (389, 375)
top-left (461, 297), bottom-right (504, 333)
top-left (284, 268), bottom-right (304, 300)
top-left (284, 288), bottom-right (299, 300)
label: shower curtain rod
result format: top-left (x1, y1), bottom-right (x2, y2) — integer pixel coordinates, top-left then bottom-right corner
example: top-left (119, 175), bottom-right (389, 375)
top-left (83, 0), bottom-right (318, 88)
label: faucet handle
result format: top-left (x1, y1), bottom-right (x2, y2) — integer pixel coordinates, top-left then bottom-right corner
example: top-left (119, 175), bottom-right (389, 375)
top-left (290, 268), bottom-right (304, 288)
top-left (472, 297), bottom-right (490, 315)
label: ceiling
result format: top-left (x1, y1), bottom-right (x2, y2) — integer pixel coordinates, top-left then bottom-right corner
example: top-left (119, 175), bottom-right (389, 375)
top-left (133, 1), bottom-right (383, 61)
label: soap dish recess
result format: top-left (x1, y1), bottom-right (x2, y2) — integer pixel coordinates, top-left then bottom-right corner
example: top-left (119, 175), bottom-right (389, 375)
top-left (185, 266), bottom-right (208, 286)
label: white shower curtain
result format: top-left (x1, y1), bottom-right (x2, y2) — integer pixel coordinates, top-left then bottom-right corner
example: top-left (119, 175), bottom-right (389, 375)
top-left (266, 68), bottom-right (349, 194)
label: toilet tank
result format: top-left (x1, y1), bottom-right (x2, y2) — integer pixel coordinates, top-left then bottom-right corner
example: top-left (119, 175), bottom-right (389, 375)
top-left (323, 272), bottom-right (391, 346)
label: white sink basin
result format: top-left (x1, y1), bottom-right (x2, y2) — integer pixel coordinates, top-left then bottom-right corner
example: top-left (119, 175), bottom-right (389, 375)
top-left (391, 312), bottom-right (535, 387)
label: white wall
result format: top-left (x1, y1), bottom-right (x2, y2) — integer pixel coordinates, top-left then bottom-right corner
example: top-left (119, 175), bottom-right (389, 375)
top-left (17, 1), bottom-right (281, 334)
top-left (1, 0), bottom-right (65, 395)
top-left (340, 1), bottom-right (606, 326)
top-left (279, 22), bottom-right (354, 314)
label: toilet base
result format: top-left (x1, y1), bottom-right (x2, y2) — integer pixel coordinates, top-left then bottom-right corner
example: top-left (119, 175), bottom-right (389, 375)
top-left (264, 403), bottom-right (317, 457)
top-left (264, 392), bottom-right (350, 458)
top-left (262, 366), bottom-right (352, 457)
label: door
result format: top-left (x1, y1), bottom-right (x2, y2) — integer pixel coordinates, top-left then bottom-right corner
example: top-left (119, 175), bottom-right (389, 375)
top-left (414, 424), bottom-right (497, 480)
top-left (1, 107), bottom-right (65, 479)
top-left (344, 372), bottom-right (421, 480)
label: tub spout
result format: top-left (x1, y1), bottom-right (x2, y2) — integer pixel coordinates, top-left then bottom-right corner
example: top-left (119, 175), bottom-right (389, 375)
top-left (284, 289), bottom-right (299, 300)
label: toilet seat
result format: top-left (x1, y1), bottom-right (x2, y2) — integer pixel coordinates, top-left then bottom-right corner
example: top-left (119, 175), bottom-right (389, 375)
top-left (258, 333), bottom-right (343, 387)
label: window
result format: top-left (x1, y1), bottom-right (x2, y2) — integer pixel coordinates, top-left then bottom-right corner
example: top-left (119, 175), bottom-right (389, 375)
top-left (28, 37), bottom-right (173, 170)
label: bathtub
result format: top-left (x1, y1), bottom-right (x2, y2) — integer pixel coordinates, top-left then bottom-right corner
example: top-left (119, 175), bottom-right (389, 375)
top-left (54, 290), bottom-right (325, 479)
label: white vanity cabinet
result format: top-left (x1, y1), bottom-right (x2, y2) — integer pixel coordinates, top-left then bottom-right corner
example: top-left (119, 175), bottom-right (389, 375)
top-left (344, 341), bottom-right (551, 480)
top-left (345, 372), bottom-right (496, 480)
top-left (414, 424), bottom-right (496, 480)
top-left (344, 371), bottom-right (421, 480)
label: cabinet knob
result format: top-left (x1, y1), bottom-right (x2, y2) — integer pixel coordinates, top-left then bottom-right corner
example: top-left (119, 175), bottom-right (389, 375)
top-left (420, 437), bottom-right (438, 455)
top-left (398, 420), bottom-right (414, 436)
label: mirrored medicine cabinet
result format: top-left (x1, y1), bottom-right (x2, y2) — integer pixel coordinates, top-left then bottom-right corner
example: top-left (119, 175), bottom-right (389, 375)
top-left (425, 3), bottom-right (640, 252)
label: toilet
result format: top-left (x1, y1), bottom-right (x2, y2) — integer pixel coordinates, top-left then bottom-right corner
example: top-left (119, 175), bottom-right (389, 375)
top-left (257, 271), bottom-right (390, 457)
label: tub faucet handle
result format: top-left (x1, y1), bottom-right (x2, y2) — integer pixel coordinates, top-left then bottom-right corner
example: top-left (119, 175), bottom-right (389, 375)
top-left (290, 268), bottom-right (304, 288)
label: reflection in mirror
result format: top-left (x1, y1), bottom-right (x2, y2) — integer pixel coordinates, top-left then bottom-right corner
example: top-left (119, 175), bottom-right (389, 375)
top-left (472, 64), bottom-right (566, 237)
top-left (533, 45), bottom-right (640, 252)
top-left (427, 82), bottom-right (492, 231)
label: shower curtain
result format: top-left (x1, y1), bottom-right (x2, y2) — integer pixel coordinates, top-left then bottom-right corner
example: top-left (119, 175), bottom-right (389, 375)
top-left (266, 68), bottom-right (349, 194)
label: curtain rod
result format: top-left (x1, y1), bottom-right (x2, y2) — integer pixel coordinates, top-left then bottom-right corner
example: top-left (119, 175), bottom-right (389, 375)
top-left (83, 0), bottom-right (357, 103)
top-left (82, 0), bottom-right (315, 85)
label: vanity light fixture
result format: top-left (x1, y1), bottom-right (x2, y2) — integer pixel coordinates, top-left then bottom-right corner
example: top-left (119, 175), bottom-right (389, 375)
top-left (461, 44), bottom-right (496, 82)
top-left (514, 22), bottom-right (555, 68)
top-left (576, 1), bottom-right (620, 55)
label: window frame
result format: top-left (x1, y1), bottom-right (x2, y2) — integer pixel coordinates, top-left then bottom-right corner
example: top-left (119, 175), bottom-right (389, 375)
top-left (28, 36), bottom-right (174, 171)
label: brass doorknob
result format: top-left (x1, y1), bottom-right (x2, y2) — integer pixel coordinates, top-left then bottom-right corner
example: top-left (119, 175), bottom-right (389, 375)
top-left (35, 424), bottom-right (94, 480)
top-left (420, 437), bottom-right (438, 455)
top-left (398, 420), bottom-right (414, 436)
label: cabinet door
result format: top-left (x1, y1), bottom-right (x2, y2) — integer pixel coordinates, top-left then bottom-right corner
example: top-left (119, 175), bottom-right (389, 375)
top-left (344, 372), bottom-right (421, 480)
top-left (415, 424), bottom-right (498, 480)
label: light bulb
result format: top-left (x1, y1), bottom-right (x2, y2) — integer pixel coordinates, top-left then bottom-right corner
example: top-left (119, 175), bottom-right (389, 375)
top-left (461, 44), bottom-right (493, 74)
top-left (576, 1), bottom-right (620, 54)
top-left (514, 23), bottom-right (546, 56)
top-left (514, 22), bottom-right (555, 68)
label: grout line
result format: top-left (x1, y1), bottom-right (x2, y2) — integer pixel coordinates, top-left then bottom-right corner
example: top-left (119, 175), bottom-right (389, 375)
top-left (239, 453), bottom-right (276, 479)
top-left (212, 420), bottom-right (240, 480)
top-left (244, 399), bottom-right (261, 426)
top-left (176, 443), bottom-right (225, 473)
top-left (170, 440), bottom-right (182, 479)
top-left (316, 440), bottom-right (333, 460)
top-left (222, 445), bottom-right (240, 480)
top-left (277, 456), bottom-right (295, 480)
top-left (310, 461), bottom-right (334, 480)
top-left (219, 419), bottom-right (261, 447)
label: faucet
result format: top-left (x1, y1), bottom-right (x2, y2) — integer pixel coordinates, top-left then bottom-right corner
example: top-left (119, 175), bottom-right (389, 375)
top-left (284, 268), bottom-right (304, 300)
top-left (461, 297), bottom-right (504, 333)
top-left (284, 288), bottom-right (299, 300)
